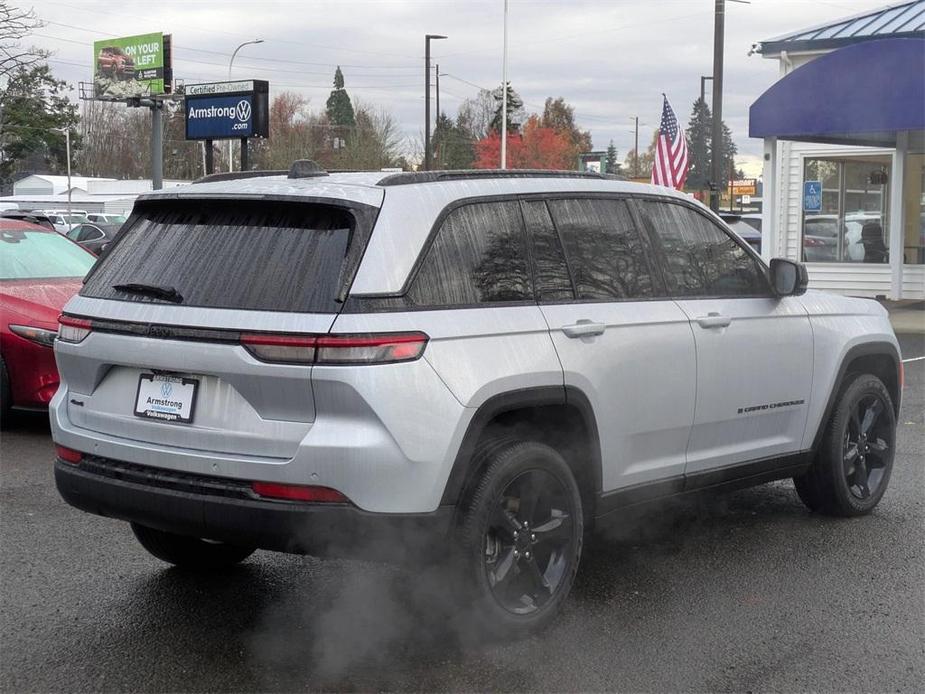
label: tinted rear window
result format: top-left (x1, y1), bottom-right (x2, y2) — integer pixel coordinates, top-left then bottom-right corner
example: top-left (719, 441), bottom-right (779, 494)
top-left (82, 200), bottom-right (358, 312)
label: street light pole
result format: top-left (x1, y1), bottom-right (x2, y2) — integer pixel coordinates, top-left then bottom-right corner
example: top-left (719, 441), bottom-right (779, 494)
top-left (710, 0), bottom-right (725, 212)
top-left (59, 127), bottom-right (72, 229)
top-left (227, 39), bottom-right (263, 172)
top-left (424, 34), bottom-right (447, 171)
top-left (700, 75), bottom-right (713, 105)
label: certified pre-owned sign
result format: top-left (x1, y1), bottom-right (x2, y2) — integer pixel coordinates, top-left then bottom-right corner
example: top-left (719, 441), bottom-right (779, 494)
top-left (184, 80), bottom-right (269, 141)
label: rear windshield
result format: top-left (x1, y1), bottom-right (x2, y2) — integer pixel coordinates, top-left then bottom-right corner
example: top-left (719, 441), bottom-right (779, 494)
top-left (81, 200), bottom-right (358, 312)
top-left (0, 229), bottom-right (95, 280)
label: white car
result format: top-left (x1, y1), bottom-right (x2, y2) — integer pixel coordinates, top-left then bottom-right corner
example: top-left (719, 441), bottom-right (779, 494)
top-left (42, 210), bottom-right (90, 235)
top-left (86, 213), bottom-right (127, 225)
top-left (52, 164), bottom-right (902, 636)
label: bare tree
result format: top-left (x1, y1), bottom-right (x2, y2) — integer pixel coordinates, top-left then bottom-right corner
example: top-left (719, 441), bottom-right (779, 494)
top-left (457, 89), bottom-right (494, 140)
top-left (0, 2), bottom-right (48, 81)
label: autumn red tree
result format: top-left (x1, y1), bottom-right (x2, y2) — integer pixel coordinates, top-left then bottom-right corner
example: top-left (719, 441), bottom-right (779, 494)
top-left (474, 115), bottom-right (577, 169)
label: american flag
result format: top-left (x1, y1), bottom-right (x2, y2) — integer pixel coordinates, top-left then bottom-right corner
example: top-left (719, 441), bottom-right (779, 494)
top-left (651, 95), bottom-right (688, 190)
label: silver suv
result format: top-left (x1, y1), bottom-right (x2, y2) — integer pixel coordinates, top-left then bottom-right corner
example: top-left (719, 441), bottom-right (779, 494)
top-left (52, 165), bottom-right (902, 635)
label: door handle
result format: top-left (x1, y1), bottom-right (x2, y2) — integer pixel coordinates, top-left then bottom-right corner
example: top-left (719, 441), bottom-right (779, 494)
top-left (696, 312), bottom-right (732, 329)
top-left (562, 320), bottom-right (606, 338)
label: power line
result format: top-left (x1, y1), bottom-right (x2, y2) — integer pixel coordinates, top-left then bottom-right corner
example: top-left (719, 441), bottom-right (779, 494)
top-left (40, 7), bottom-right (420, 62)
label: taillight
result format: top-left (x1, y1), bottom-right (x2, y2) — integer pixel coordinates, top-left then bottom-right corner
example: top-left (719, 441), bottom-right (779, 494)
top-left (315, 333), bottom-right (428, 364)
top-left (9, 324), bottom-right (57, 348)
top-left (55, 444), bottom-right (83, 464)
top-left (57, 315), bottom-right (92, 343)
top-left (240, 332), bottom-right (428, 365)
top-left (251, 482), bottom-right (348, 503)
top-left (240, 333), bottom-right (316, 364)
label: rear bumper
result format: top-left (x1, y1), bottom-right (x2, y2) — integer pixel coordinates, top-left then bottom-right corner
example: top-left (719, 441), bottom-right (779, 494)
top-left (54, 457), bottom-right (455, 561)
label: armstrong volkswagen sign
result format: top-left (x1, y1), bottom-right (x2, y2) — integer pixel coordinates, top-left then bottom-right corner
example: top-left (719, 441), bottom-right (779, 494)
top-left (184, 80), bottom-right (268, 141)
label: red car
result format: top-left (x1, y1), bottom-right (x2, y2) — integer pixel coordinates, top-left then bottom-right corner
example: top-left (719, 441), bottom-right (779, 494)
top-left (0, 219), bottom-right (96, 418)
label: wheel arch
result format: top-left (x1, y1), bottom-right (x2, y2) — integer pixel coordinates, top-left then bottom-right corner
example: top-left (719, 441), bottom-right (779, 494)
top-left (440, 386), bottom-right (602, 519)
top-left (810, 341), bottom-right (901, 452)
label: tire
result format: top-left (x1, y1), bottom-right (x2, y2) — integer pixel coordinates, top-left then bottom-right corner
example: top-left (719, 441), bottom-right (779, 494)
top-left (794, 373), bottom-right (896, 517)
top-left (0, 356), bottom-right (11, 427)
top-left (455, 440), bottom-right (583, 637)
top-left (131, 523), bottom-right (256, 570)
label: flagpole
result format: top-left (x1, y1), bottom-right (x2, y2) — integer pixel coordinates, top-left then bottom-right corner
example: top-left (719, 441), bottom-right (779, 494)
top-left (500, 0), bottom-right (509, 169)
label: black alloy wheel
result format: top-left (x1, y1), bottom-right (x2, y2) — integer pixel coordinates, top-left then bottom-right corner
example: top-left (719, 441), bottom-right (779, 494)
top-left (483, 468), bottom-right (575, 615)
top-left (794, 373), bottom-right (896, 517)
top-left (458, 440), bottom-right (583, 636)
top-left (843, 393), bottom-right (893, 500)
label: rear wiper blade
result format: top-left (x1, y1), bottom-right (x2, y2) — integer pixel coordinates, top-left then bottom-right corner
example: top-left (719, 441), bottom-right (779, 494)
top-left (112, 283), bottom-right (184, 304)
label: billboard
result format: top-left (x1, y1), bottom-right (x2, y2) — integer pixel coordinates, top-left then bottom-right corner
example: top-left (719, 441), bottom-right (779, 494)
top-left (93, 32), bottom-right (172, 98)
top-left (185, 80), bottom-right (269, 141)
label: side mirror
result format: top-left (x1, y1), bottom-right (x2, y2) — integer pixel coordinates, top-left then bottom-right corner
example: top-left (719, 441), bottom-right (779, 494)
top-left (769, 258), bottom-right (809, 297)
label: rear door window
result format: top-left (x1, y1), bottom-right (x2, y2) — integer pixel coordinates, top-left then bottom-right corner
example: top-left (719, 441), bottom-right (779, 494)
top-left (637, 200), bottom-right (770, 297)
top-left (521, 200), bottom-right (575, 302)
top-left (81, 200), bottom-right (361, 312)
top-left (546, 197), bottom-right (655, 301)
top-left (408, 200), bottom-right (532, 307)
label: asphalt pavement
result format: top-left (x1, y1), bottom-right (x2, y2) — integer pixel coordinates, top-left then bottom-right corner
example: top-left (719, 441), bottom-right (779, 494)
top-left (1, 338), bottom-right (923, 693)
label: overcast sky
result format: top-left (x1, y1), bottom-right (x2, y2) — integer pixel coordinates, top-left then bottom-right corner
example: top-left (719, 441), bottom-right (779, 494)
top-left (28, 0), bottom-right (890, 174)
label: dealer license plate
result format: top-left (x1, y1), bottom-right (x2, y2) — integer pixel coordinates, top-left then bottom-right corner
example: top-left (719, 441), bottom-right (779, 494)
top-left (133, 374), bottom-right (199, 424)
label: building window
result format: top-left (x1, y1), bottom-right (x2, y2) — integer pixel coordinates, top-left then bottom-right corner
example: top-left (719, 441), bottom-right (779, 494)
top-left (802, 155), bottom-right (891, 264)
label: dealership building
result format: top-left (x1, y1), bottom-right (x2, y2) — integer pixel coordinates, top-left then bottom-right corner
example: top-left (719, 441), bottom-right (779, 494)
top-left (751, 0), bottom-right (925, 300)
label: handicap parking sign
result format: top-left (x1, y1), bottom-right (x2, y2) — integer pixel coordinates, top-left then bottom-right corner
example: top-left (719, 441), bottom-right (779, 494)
top-left (803, 181), bottom-right (822, 212)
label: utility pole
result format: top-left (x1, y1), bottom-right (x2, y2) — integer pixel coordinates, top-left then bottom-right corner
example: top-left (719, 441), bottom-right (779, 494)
top-left (424, 34), bottom-right (447, 171)
top-left (710, 0), bottom-right (725, 212)
top-left (631, 116), bottom-right (639, 178)
top-left (500, 0), bottom-right (509, 169)
top-left (435, 64), bottom-right (440, 123)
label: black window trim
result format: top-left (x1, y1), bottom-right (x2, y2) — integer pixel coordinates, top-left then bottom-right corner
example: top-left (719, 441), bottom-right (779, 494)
top-left (344, 191), bottom-right (776, 314)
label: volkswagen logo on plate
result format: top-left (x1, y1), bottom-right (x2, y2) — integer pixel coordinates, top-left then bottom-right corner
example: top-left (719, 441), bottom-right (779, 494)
top-left (235, 99), bottom-right (252, 122)
top-left (161, 381), bottom-right (173, 399)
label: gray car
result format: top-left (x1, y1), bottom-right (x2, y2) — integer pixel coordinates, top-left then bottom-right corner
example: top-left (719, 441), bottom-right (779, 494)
top-left (52, 164), bottom-right (901, 636)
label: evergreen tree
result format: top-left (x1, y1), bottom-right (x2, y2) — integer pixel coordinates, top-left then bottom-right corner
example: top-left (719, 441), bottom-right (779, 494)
top-left (685, 97), bottom-right (739, 191)
top-left (325, 66), bottom-right (355, 127)
top-left (489, 82), bottom-right (524, 134)
top-left (432, 111), bottom-right (474, 169)
top-left (686, 97), bottom-right (712, 189)
top-left (605, 140), bottom-right (618, 175)
top-left (0, 64), bottom-right (79, 192)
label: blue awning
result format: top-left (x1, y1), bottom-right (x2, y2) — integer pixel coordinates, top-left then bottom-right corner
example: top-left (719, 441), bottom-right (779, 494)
top-left (749, 38), bottom-right (925, 146)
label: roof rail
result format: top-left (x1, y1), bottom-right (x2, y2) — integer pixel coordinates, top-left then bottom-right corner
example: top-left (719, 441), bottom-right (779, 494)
top-left (193, 170), bottom-right (287, 184)
top-left (376, 169), bottom-right (617, 187)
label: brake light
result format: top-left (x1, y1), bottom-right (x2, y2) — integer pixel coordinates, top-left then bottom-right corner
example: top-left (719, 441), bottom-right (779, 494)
top-left (251, 482), bottom-right (348, 503)
top-left (55, 444), bottom-right (83, 464)
top-left (315, 333), bottom-right (428, 364)
top-left (240, 332), bottom-right (428, 365)
top-left (58, 315), bottom-right (92, 343)
top-left (240, 333), bottom-right (316, 364)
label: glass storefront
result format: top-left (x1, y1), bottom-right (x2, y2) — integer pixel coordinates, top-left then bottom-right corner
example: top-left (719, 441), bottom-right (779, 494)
top-left (802, 155), bottom-right (891, 263)
top-left (802, 152), bottom-right (925, 266)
